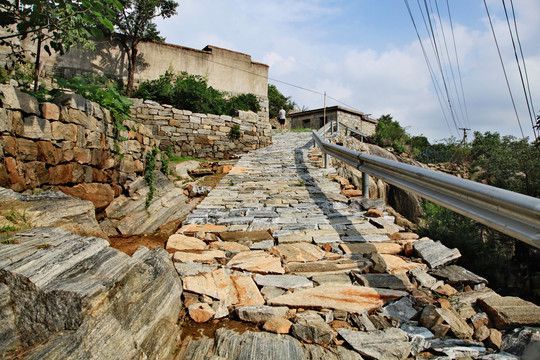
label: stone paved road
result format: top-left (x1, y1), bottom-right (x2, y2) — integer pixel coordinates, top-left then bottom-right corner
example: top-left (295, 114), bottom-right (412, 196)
top-left (184, 131), bottom-right (387, 242)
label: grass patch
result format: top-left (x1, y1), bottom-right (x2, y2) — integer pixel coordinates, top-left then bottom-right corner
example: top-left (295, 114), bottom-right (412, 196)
top-left (289, 127), bottom-right (313, 133)
top-left (168, 155), bottom-right (205, 163)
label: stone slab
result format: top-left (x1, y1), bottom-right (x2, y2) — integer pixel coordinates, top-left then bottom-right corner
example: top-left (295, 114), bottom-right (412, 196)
top-left (182, 268), bottom-right (264, 306)
top-left (166, 234), bottom-right (207, 251)
top-left (310, 273), bottom-right (352, 285)
top-left (431, 265), bottom-right (488, 285)
top-left (341, 242), bottom-right (402, 255)
top-left (338, 328), bottom-right (412, 360)
top-left (274, 243), bottom-right (326, 263)
top-left (268, 283), bottom-right (407, 314)
top-left (218, 230), bottom-right (274, 242)
top-left (354, 273), bottom-right (413, 291)
top-left (478, 294), bottom-right (540, 329)
top-left (227, 251), bottom-right (285, 274)
top-left (287, 258), bottom-right (371, 277)
top-left (253, 274), bottom-right (313, 290)
top-left (172, 250), bottom-right (226, 263)
top-left (413, 239), bottom-right (461, 268)
top-left (371, 253), bottom-right (426, 274)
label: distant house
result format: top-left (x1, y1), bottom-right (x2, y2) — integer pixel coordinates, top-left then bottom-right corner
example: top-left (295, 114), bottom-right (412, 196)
top-left (289, 106), bottom-right (378, 136)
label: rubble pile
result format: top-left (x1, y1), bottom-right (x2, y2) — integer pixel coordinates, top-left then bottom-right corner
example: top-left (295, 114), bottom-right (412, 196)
top-left (170, 132), bottom-right (540, 359)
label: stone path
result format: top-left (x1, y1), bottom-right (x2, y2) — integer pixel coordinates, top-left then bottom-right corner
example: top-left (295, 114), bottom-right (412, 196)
top-left (169, 132), bottom-right (540, 359)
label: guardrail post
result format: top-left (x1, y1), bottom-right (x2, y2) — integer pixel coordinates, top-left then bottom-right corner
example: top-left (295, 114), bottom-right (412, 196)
top-left (324, 153), bottom-right (329, 169)
top-left (362, 172), bottom-right (369, 198)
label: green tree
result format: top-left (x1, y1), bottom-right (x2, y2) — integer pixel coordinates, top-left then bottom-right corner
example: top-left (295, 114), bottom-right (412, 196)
top-left (470, 131), bottom-right (539, 197)
top-left (112, 0), bottom-right (178, 96)
top-left (0, 0), bottom-right (119, 90)
top-left (268, 84), bottom-right (295, 119)
top-left (374, 114), bottom-right (410, 153)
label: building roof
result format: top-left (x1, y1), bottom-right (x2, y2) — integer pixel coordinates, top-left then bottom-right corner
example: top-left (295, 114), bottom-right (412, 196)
top-left (289, 106), bottom-right (377, 124)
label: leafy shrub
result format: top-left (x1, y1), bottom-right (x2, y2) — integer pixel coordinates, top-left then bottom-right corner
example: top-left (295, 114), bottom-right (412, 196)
top-left (374, 114), bottom-right (410, 148)
top-left (133, 71), bottom-right (259, 116)
top-left (229, 124), bottom-right (241, 139)
top-left (54, 74), bottom-right (132, 121)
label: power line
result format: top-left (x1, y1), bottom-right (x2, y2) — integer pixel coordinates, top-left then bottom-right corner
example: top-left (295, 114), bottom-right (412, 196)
top-left (502, 0), bottom-right (537, 140)
top-left (483, 0), bottom-right (525, 138)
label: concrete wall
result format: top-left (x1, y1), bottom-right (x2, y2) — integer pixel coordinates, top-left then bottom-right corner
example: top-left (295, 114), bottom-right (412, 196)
top-left (53, 40), bottom-right (269, 100)
top-left (131, 99), bottom-right (272, 159)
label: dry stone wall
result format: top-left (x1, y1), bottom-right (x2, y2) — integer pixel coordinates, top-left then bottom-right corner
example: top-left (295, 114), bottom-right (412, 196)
top-left (0, 85), bottom-right (158, 201)
top-left (130, 99), bottom-right (272, 159)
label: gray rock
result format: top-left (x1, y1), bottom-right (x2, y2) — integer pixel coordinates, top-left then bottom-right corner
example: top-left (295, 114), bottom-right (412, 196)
top-left (413, 239), bottom-right (461, 268)
top-left (250, 239), bottom-right (274, 250)
top-left (174, 261), bottom-right (218, 277)
top-left (260, 286), bottom-right (286, 301)
top-left (410, 335), bottom-right (431, 356)
top-left (349, 197), bottom-right (386, 211)
top-left (350, 313), bottom-right (377, 332)
top-left (400, 323), bottom-right (434, 339)
top-left (254, 274), bottom-right (313, 290)
top-left (1, 227), bottom-right (182, 359)
top-left (174, 160), bottom-right (200, 180)
top-left (236, 305), bottom-right (289, 323)
top-left (211, 328), bottom-right (306, 360)
top-left (190, 185), bottom-right (213, 197)
top-left (354, 273), bottom-right (413, 291)
top-left (383, 296), bottom-right (418, 321)
top-left (0, 84), bottom-right (39, 115)
top-left (410, 268), bottom-right (439, 289)
top-left (429, 338), bottom-right (486, 358)
top-left (303, 344), bottom-right (363, 360)
top-left (431, 264), bottom-right (488, 285)
top-left (501, 327), bottom-right (540, 357)
top-left (291, 312), bottom-right (336, 345)
top-left (0, 187), bottom-right (108, 240)
top-left (105, 172), bottom-right (198, 235)
top-left (338, 327), bottom-right (412, 360)
top-left (311, 273), bottom-right (352, 285)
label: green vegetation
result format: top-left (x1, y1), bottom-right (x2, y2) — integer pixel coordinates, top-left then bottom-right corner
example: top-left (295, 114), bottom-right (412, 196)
top-left (0, 0), bottom-right (119, 90)
top-left (289, 127), bottom-right (312, 133)
top-left (229, 124), bottom-right (241, 139)
top-left (268, 84), bottom-right (296, 119)
top-left (133, 71), bottom-right (260, 116)
top-left (144, 148), bottom-right (159, 208)
top-left (110, 0), bottom-right (179, 96)
top-left (418, 199), bottom-right (520, 296)
top-left (1, 208), bottom-right (31, 243)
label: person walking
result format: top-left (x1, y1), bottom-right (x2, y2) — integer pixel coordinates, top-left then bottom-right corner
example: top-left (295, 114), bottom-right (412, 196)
top-left (278, 106), bottom-right (286, 130)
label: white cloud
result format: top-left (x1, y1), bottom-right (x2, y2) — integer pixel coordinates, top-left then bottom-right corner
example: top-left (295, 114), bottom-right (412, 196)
top-left (155, 0), bottom-right (540, 142)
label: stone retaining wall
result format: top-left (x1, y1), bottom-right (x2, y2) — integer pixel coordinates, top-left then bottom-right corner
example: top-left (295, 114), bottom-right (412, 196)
top-left (0, 85), bottom-right (158, 199)
top-left (130, 99), bottom-right (272, 159)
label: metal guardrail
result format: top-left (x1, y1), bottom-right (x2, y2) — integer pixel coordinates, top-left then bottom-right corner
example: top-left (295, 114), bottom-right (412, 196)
top-left (312, 125), bottom-right (540, 249)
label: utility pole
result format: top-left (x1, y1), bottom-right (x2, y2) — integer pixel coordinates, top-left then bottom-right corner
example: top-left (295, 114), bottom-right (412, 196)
top-left (459, 127), bottom-right (471, 144)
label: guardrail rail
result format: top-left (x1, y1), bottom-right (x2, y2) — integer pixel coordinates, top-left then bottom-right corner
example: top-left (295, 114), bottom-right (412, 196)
top-left (312, 124), bottom-right (540, 249)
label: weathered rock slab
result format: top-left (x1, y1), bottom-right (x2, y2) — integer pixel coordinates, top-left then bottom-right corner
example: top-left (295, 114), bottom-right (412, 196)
top-left (478, 294), bottom-right (540, 329)
top-left (182, 268), bottom-right (264, 306)
top-left (338, 327), bottom-right (412, 360)
top-left (254, 274), bottom-right (313, 290)
top-left (0, 187), bottom-right (107, 240)
top-left (274, 242), bottom-right (327, 263)
top-left (413, 239), bottom-right (461, 268)
top-left (431, 264), bottom-right (488, 285)
top-left (268, 283), bottom-right (407, 314)
top-left (354, 273), bottom-right (413, 291)
top-left (227, 250), bottom-right (285, 274)
top-left (236, 305), bottom-right (289, 323)
top-left (0, 227), bottom-right (182, 359)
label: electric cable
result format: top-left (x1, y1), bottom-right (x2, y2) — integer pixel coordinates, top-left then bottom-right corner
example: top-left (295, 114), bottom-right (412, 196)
top-left (483, 0), bottom-right (525, 138)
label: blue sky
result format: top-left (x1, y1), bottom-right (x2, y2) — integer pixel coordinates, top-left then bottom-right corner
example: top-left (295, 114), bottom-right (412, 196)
top-left (155, 0), bottom-right (540, 142)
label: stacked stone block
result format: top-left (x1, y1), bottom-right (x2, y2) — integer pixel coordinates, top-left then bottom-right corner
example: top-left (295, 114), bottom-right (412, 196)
top-left (131, 99), bottom-right (272, 159)
top-left (0, 85), bottom-right (158, 195)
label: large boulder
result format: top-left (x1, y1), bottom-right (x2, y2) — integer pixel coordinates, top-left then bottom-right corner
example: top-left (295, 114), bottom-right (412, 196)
top-left (0, 187), bottom-right (108, 240)
top-left (104, 171), bottom-right (199, 235)
top-left (0, 227), bottom-right (182, 359)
